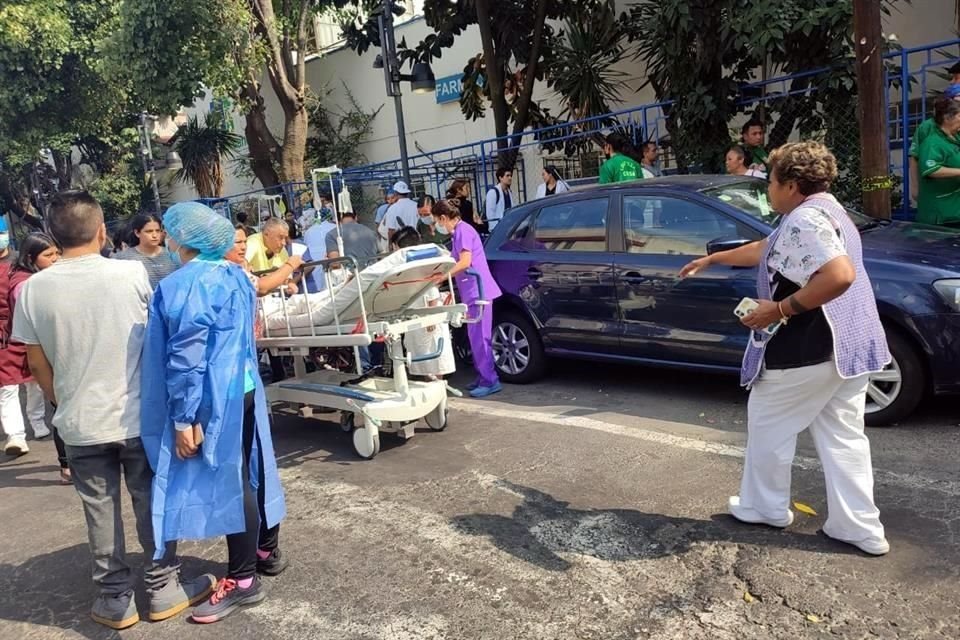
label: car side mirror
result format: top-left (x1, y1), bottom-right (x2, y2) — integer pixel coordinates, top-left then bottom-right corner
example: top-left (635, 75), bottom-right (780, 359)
top-left (706, 237), bottom-right (752, 255)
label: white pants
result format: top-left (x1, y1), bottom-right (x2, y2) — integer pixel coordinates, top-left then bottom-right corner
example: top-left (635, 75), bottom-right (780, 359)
top-left (740, 360), bottom-right (885, 542)
top-left (0, 382), bottom-right (46, 439)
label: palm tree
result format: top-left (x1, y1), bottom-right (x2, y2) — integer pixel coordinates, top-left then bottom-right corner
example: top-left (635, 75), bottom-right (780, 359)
top-left (173, 111), bottom-right (243, 198)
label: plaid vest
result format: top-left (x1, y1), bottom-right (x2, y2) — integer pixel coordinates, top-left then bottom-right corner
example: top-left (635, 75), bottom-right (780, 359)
top-left (741, 194), bottom-right (891, 387)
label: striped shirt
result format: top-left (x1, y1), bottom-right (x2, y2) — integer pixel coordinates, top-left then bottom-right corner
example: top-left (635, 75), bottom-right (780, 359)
top-left (113, 247), bottom-right (178, 289)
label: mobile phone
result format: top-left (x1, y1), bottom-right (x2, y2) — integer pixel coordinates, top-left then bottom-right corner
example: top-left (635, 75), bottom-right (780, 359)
top-left (734, 297), bottom-right (783, 336)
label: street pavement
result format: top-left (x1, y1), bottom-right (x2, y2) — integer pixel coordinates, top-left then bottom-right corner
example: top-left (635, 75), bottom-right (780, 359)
top-left (0, 361), bottom-right (957, 639)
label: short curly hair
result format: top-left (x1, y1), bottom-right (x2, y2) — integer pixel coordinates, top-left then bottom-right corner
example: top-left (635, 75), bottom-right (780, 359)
top-left (768, 141), bottom-right (839, 196)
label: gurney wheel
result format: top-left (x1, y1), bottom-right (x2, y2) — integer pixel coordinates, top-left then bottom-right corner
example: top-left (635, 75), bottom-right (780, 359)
top-left (425, 405), bottom-right (448, 432)
top-left (353, 427), bottom-right (380, 460)
top-left (340, 411), bottom-right (355, 432)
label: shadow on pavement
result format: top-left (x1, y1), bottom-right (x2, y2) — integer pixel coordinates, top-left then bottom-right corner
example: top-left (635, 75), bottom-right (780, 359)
top-left (0, 458), bottom-right (63, 488)
top-left (0, 544), bottom-right (219, 640)
top-left (452, 480), bottom-right (851, 572)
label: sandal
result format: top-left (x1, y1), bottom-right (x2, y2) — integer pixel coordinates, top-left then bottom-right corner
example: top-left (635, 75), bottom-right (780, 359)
top-left (60, 468), bottom-right (72, 485)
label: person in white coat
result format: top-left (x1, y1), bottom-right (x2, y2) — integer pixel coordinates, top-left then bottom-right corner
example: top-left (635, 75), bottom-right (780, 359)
top-left (534, 166), bottom-right (570, 199)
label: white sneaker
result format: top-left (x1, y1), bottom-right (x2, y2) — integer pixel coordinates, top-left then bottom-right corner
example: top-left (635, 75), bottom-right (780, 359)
top-left (3, 436), bottom-right (29, 456)
top-left (728, 496), bottom-right (794, 528)
top-left (32, 425), bottom-right (51, 439)
top-left (822, 527), bottom-right (890, 556)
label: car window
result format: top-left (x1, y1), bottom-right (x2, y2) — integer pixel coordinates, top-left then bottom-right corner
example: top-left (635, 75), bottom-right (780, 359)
top-left (622, 195), bottom-right (755, 255)
top-left (701, 180), bottom-right (875, 230)
top-left (532, 197), bottom-right (609, 252)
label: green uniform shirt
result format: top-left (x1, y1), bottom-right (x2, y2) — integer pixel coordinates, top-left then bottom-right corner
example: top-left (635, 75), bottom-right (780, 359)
top-left (917, 125), bottom-right (960, 225)
top-left (744, 145), bottom-right (769, 170)
top-left (599, 153), bottom-right (644, 184)
top-left (909, 117), bottom-right (960, 158)
top-left (417, 220), bottom-right (449, 248)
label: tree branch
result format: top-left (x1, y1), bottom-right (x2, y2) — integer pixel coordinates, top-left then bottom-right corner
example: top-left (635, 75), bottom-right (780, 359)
top-left (251, 0), bottom-right (298, 105)
top-left (511, 0), bottom-right (549, 138)
top-left (474, 0), bottom-right (509, 151)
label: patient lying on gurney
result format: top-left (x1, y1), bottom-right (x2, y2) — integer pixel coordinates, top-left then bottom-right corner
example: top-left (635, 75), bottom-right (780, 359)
top-left (258, 243), bottom-right (453, 332)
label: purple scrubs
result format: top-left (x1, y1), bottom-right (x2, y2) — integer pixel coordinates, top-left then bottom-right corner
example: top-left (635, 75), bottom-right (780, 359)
top-left (451, 221), bottom-right (502, 387)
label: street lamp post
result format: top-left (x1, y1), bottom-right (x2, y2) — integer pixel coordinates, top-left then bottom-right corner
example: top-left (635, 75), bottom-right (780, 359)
top-left (376, 0), bottom-right (436, 185)
top-left (139, 112), bottom-right (163, 215)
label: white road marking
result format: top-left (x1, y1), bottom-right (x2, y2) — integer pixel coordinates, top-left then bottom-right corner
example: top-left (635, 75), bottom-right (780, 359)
top-left (453, 401), bottom-right (960, 497)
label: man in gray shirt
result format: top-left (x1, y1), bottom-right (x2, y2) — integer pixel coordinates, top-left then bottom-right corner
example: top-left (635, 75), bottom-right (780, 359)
top-left (325, 210), bottom-right (380, 263)
top-left (12, 191), bottom-right (213, 630)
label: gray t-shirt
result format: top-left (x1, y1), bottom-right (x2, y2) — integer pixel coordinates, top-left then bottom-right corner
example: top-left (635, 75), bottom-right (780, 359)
top-left (114, 246), bottom-right (178, 289)
top-left (12, 253), bottom-right (152, 446)
top-left (325, 223), bottom-right (380, 262)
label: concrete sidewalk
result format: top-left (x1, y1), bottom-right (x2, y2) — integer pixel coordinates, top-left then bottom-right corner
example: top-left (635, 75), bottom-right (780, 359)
top-left (0, 398), bottom-right (957, 640)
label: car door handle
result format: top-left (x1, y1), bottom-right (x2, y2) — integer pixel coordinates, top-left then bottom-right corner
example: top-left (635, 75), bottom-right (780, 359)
top-left (621, 271), bottom-right (647, 283)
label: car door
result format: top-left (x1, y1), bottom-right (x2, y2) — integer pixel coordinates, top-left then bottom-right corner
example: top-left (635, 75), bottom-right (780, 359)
top-left (497, 195), bottom-right (620, 354)
top-left (614, 192), bottom-right (763, 367)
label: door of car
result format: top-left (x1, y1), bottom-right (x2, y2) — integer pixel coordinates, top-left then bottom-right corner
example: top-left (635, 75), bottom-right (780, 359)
top-left (614, 192), bottom-right (763, 367)
top-left (497, 195), bottom-right (620, 354)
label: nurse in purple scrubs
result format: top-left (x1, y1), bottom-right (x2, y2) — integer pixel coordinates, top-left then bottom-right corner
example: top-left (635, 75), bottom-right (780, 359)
top-left (431, 199), bottom-right (503, 398)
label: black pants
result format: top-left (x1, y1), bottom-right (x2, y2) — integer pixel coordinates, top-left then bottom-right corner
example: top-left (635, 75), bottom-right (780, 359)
top-left (268, 354), bottom-right (286, 383)
top-left (53, 427), bottom-right (68, 470)
top-left (225, 392), bottom-right (280, 580)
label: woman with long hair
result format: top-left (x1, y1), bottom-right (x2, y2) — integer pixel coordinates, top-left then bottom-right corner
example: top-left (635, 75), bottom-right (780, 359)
top-left (447, 179), bottom-right (484, 233)
top-left (113, 213), bottom-right (178, 288)
top-left (1, 233), bottom-right (60, 472)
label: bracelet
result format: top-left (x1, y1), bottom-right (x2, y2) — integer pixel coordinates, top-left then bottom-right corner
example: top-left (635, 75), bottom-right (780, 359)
top-left (777, 300), bottom-right (790, 323)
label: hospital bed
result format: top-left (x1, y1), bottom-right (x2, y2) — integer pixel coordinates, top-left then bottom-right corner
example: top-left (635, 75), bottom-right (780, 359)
top-left (256, 243), bottom-right (477, 459)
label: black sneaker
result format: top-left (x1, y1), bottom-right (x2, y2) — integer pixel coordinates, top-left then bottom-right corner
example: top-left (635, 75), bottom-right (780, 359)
top-left (256, 548), bottom-right (289, 576)
top-left (190, 577), bottom-right (265, 624)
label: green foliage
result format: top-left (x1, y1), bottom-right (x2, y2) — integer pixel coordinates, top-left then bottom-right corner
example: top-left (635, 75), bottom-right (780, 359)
top-left (173, 111), bottom-right (244, 198)
top-left (108, 0), bottom-right (256, 114)
top-left (622, 0), bottom-right (903, 174)
top-left (305, 83), bottom-right (383, 170)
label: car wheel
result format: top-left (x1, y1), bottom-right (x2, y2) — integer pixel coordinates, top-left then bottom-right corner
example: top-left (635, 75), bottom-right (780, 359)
top-left (865, 329), bottom-right (925, 427)
top-left (492, 309), bottom-right (546, 384)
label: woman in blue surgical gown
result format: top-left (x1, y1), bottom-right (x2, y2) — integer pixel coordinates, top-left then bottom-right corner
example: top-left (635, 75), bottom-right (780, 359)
top-left (140, 202), bottom-right (286, 624)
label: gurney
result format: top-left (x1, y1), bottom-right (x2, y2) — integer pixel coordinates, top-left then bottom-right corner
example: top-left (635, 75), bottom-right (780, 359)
top-left (257, 240), bottom-right (477, 460)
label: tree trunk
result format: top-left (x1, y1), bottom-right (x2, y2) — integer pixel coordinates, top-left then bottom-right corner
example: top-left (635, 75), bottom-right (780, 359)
top-left (241, 80), bottom-right (281, 188)
top-left (279, 101), bottom-right (308, 182)
top-left (474, 0), bottom-right (510, 161)
top-left (853, 0), bottom-right (891, 219)
top-left (498, 0), bottom-right (550, 170)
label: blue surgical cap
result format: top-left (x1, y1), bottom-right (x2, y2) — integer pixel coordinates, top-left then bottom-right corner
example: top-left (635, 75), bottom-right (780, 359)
top-left (164, 202), bottom-right (235, 259)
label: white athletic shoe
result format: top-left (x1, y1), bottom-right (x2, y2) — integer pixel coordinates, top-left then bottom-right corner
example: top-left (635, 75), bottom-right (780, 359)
top-left (728, 495), bottom-right (794, 528)
top-left (32, 425), bottom-right (51, 439)
top-left (3, 436), bottom-right (29, 456)
top-left (822, 527), bottom-right (890, 556)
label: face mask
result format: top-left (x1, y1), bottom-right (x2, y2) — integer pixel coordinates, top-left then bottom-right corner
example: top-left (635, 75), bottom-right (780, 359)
top-left (0, 234), bottom-right (9, 251)
top-left (435, 224), bottom-right (449, 236)
top-left (168, 248), bottom-right (182, 266)
top-left (419, 215), bottom-right (434, 225)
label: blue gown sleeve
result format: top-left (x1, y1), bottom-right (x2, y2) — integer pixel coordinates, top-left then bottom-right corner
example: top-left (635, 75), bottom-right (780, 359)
top-left (165, 288), bottom-right (218, 426)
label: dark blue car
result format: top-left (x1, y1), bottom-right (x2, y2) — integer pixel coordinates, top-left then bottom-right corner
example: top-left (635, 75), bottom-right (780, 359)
top-left (485, 176), bottom-right (960, 426)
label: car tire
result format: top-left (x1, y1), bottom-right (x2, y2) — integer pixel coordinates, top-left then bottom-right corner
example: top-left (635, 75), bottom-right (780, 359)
top-left (492, 309), bottom-right (546, 384)
top-left (865, 328), bottom-right (925, 427)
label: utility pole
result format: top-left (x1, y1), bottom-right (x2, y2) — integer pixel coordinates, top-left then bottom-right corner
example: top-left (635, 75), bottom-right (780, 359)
top-left (378, 0), bottom-right (412, 185)
top-left (853, 0), bottom-right (891, 219)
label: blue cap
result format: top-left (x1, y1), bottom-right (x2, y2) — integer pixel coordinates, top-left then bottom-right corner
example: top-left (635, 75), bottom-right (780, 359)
top-left (945, 83), bottom-right (960, 99)
top-left (0, 218), bottom-right (9, 233)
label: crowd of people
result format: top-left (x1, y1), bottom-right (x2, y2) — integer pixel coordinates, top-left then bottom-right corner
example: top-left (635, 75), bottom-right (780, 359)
top-left (0, 101), bottom-right (921, 629)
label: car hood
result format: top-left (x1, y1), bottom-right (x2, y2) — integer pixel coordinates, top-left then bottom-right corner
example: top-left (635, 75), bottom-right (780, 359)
top-left (861, 221), bottom-right (960, 272)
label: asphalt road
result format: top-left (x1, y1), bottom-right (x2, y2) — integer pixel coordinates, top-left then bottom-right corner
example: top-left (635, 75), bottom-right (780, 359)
top-left (0, 361), bottom-right (957, 639)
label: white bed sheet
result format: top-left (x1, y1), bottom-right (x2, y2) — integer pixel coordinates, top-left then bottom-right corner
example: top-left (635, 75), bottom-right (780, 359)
top-left (260, 244), bottom-right (454, 333)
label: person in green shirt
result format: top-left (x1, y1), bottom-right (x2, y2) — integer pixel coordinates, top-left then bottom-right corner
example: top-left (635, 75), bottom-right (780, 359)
top-left (917, 98), bottom-right (960, 226)
top-left (908, 84), bottom-right (960, 202)
top-left (740, 119), bottom-right (769, 172)
top-left (599, 133), bottom-right (644, 184)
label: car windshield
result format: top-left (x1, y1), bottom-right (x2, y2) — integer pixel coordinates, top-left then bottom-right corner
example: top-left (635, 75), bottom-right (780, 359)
top-left (701, 181), bottom-right (878, 230)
